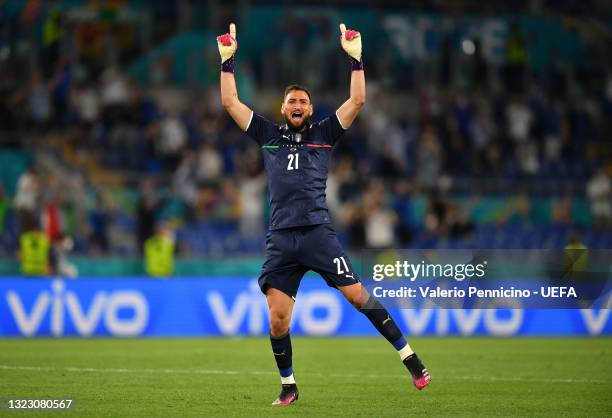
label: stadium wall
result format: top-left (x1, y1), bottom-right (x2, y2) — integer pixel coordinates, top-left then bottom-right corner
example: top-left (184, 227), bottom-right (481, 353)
top-left (0, 278), bottom-right (609, 337)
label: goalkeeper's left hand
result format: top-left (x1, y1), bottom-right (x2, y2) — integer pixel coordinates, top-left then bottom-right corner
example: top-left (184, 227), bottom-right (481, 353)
top-left (339, 23), bottom-right (362, 62)
top-left (217, 23), bottom-right (237, 73)
top-left (216, 23), bottom-right (237, 63)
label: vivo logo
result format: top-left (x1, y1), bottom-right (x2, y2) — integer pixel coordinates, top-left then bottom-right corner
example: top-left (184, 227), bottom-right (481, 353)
top-left (397, 301), bottom-right (610, 336)
top-left (6, 280), bottom-right (148, 336)
top-left (398, 302), bottom-right (525, 336)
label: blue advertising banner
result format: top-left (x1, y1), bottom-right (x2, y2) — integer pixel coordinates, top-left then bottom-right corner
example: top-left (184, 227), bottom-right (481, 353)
top-left (0, 277), bottom-right (609, 337)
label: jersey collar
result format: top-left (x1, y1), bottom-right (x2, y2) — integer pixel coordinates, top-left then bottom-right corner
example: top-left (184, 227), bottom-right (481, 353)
top-left (281, 123), bottom-right (312, 143)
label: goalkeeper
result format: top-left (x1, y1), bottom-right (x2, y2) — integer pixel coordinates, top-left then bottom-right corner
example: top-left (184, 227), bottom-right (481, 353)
top-left (217, 22), bottom-right (430, 406)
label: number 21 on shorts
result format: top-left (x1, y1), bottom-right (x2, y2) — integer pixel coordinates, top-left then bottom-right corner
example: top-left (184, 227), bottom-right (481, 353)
top-left (333, 256), bottom-right (350, 275)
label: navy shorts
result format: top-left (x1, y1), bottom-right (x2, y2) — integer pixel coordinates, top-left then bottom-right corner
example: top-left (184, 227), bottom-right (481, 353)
top-left (258, 223), bottom-right (359, 298)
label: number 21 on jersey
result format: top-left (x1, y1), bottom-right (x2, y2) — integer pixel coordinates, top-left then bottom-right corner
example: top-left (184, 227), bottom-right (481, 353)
top-left (287, 153), bottom-right (299, 170)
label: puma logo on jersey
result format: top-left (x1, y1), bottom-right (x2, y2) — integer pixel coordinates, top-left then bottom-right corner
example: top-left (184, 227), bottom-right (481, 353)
top-left (382, 316), bottom-right (391, 326)
top-left (274, 351), bottom-right (286, 357)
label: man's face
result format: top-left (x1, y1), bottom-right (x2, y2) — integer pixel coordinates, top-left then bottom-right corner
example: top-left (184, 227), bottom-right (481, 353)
top-left (281, 90), bottom-right (313, 131)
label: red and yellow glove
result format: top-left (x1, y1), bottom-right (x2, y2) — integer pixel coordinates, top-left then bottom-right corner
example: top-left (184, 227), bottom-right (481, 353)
top-left (340, 23), bottom-right (363, 71)
top-left (217, 23), bottom-right (238, 73)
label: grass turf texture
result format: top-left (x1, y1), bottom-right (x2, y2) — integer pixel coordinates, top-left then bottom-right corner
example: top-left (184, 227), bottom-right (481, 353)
top-left (0, 338), bottom-right (610, 417)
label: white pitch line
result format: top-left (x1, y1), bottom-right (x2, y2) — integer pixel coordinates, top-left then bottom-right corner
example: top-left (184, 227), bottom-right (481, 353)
top-left (450, 375), bottom-right (608, 384)
top-left (0, 364), bottom-right (252, 376)
top-left (0, 365), bottom-right (608, 385)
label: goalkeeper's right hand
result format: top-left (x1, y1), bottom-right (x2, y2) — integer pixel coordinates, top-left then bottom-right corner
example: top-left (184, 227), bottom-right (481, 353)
top-left (217, 23), bottom-right (237, 72)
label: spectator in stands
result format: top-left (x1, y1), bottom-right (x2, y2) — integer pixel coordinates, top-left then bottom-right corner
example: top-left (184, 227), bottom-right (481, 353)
top-left (445, 201), bottom-right (475, 240)
top-left (18, 221), bottom-right (50, 276)
top-left (363, 179), bottom-right (397, 248)
top-left (565, 230), bottom-right (587, 251)
top-left (335, 156), bottom-right (362, 204)
top-left (424, 193), bottom-right (444, 236)
top-left (41, 189), bottom-right (64, 245)
top-left (215, 179), bottom-right (241, 221)
top-left (89, 194), bottom-right (111, 254)
top-left (237, 167), bottom-right (266, 237)
top-left (14, 163), bottom-right (39, 234)
top-left (470, 94), bottom-right (495, 172)
top-left (49, 57), bottom-right (73, 128)
top-left (392, 180), bottom-right (414, 246)
top-left (129, 81), bottom-right (159, 125)
top-left (340, 202), bottom-right (365, 251)
top-left (377, 129), bottom-right (405, 178)
top-left (65, 173), bottom-right (89, 246)
top-left (505, 195), bottom-right (533, 225)
top-left (157, 111), bottom-right (187, 170)
top-left (144, 222), bottom-right (175, 278)
top-left (516, 140), bottom-right (540, 175)
top-left (563, 230), bottom-right (588, 283)
top-left (196, 141), bottom-right (223, 184)
top-left (137, 178), bottom-right (165, 254)
top-left (26, 70), bottom-right (51, 129)
top-left (173, 149), bottom-right (199, 220)
top-left (100, 66), bottom-right (131, 125)
top-left (71, 81), bottom-right (100, 128)
top-left (194, 184), bottom-right (221, 221)
top-left (552, 195), bottom-right (573, 225)
top-left (586, 168), bottom-right (612, 227)
top-left (506, 96), bottom-right (532, 143)
top-left (50, 233), bottom-right (78, 278)
top-left (417, 124), bottom-right (443, 190)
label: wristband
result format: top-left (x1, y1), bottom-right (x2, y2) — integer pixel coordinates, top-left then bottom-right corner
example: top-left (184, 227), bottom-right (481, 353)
top-left (221, 55), bottom-right (235, 73)
top-left (350, 57), bottom-right (364, 71)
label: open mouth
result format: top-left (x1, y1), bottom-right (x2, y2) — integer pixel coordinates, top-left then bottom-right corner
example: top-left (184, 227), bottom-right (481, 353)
top-left (291, 111), bottom-right (303, 123)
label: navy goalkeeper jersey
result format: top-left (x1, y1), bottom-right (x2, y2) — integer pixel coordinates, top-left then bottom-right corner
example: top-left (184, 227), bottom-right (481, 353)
top-left (245, 112), bottom-right (346, 230)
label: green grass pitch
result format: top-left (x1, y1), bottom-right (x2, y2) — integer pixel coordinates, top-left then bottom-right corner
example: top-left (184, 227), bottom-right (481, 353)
top-left (0, 337), bottom-right (610, 417)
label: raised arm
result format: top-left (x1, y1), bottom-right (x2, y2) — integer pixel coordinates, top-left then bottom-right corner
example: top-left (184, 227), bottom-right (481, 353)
top-left (217, 23), bottom-right (253, 131)
top-left (336, 23), bottom-right (366, 129)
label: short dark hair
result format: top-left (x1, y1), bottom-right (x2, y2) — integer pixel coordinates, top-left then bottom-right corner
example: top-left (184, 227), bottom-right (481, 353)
top-left (284, 84), bottom-right (312, 103)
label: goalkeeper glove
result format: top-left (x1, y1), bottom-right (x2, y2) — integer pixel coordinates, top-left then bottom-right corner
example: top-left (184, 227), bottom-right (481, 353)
top-left (339, 23), bottom-right (363, 71)
top-left (217, 23), bottom-right (238, 73)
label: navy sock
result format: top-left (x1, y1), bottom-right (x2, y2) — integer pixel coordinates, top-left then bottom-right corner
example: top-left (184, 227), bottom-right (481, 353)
top-left (270, 331), bottom-right (294, 381)
top-left (359, 296), bottom-right (407, 350)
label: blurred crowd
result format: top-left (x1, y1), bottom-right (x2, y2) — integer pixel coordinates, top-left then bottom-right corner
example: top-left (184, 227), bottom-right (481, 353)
top-left (1, 1), bottom-right (611, 258)
top-left (2, 58), bottom-right (611, 256)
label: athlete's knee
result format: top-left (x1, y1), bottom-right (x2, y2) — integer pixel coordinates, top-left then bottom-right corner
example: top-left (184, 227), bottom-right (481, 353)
top-left (342, 285), bottom-right (368, 309)
top-left (269, 308), bottom-right (291, 336)
top-left (347, 294), bottom-right (365, 309)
